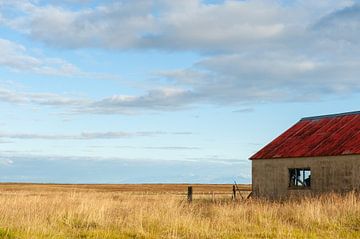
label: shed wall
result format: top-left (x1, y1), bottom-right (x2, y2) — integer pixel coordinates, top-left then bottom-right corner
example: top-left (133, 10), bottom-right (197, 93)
top-left (252, 155), bottom-right (360, 199)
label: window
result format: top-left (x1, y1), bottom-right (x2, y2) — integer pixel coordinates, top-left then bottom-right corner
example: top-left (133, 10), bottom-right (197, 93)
top-left (289, 168), bottom-right (311, 188)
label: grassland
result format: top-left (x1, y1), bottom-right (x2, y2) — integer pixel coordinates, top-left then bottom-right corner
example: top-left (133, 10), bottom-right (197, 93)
top-left (0, 184), bottom-right (359, 238)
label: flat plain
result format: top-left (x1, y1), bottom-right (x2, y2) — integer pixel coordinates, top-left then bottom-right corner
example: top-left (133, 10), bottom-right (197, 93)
top-left (0, 183), bottom-right (359, 238)
top-left (0, 183), bottom-right (248, 194)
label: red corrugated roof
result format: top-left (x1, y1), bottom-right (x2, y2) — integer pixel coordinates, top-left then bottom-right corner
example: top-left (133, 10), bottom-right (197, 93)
top-left (250, 111), bottom-right (360, 160)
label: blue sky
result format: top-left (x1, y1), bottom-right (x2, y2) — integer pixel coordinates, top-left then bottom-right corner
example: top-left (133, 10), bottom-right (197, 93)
top-left (0, 0), bottom-right (359, 183)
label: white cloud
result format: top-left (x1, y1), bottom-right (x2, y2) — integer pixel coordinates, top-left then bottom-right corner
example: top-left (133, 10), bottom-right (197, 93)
top-left (0, 86), bottom-right (90, 107)
top-left (0, 0), bottom-right (333, 50)
top-left (0, 38), bottom-right (118, 80)
top-left (0, 158), bottom-right (14, 166)
top-left (0, 1), bottom-right (360, 110)
top-left (0, 38), bottom-right (82, 75)
top-left (0, 85), bottom-right (198, 114)
top-left (142, 146), bottom-right (200, 150)
top-left (89, 145), bottom-right (201, 150)
top-left (0, 140), bottom-right (12, 144)
top-left (160, 53), bottom-right (360, 103)
top-left (232, 108), bottom-right (254, 114)
top-left (88, 88), bottom-right (197, 113)
top-left (2, 0), bottom-right (156, 48)
top-left (0, 38), bottom-right (39, 68)
top-left (0, 130), bottom-right (191, 140)
top-left (0, 0), bottom-right (353, 51)
top-left (144, 0), bottom-right (287, 52)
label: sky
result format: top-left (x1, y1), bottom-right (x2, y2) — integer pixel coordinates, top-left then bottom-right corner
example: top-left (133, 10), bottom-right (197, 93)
top-left (0, 0), bottom-right (359, 183)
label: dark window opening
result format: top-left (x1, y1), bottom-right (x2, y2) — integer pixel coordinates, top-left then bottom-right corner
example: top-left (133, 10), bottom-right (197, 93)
top-left (289, 168), bottom-right (311, 188)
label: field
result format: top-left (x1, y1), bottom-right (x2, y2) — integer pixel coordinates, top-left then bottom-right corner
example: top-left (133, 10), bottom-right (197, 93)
top-left (0, 184), bottom-right (359, 238)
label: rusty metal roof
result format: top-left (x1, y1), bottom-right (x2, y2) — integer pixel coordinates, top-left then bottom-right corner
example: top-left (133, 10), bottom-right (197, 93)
top-left (250, 111), bottom-right (360, 160)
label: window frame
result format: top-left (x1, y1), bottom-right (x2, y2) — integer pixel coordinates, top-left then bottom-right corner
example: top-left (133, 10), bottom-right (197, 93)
top-left (288, 168), bottom-right (311, 189)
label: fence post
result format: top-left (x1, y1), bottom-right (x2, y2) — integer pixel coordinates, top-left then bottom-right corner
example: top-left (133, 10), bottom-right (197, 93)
top-left (232, 185), bottom-right (236, 200)
top-left (188, 186), bottom-right (193, 202)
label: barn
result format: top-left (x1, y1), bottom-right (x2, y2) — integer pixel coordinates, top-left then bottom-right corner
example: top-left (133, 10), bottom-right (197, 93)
top-left (250, 111), bottom-right (360, 199)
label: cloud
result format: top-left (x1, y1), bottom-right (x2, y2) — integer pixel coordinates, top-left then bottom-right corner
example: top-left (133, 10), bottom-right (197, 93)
top-left (143, 0), bottom-right (286, 52)
top-left (89, 145), bottom-right (200, 150)
top-left (0, 154), bottom-right (250, 183)
top-left (1, 47), bottom-right (360, 114)
top-left (312, 3), bottom-right (360, 43)
top-left (160, 53), bottom-right (360, 104)
top-left (232, 108), bottom-right (254, 114)
top-left (1, 0), bottom-right (155, 49)
top-left (142, 146), bottom-right (200, 150)
top-left (0, 38), bottom-right (118, 80)
top-left (0, 0), bottom-right (349, 51)
top-left (0, 140), bottom-right (13, 144)
top-left (0, 130), bottom-right (191, 140)
top-left (0, 38), bottom-right (82, 76)
top-left (0, 86), bottom-right (91, 107)
top-left (0, 85), bottom-right (197, 114)
top-left (85, 88), bottom-right (198, 113)
top-left (0, 1), bottom-right (359, 111)
top-left (0, 38), bottom-right (41, 70)
top-left (0, 158), bottom-right (14, 166)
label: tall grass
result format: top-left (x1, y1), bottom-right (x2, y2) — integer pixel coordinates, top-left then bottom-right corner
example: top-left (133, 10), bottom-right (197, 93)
top-left (0, 190), bottom-right (359, 238)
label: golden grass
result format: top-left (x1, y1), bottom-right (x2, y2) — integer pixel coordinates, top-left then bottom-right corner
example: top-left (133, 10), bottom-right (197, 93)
top-left (0, 184), bottom-right (359, 238)
top-left (0, 183), bottom-right (249, 194)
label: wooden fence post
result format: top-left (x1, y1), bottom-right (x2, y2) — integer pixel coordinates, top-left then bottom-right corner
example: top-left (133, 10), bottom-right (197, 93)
top-left (232, 185), bottom-right (236, 200)
top-left (188, 186), bottom-right (193, 202)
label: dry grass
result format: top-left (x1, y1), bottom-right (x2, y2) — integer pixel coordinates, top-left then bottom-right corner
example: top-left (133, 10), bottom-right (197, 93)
top-left (0, 183), bottom-right (248, 194)
top-left (0, 184), bottom-right (359, 238)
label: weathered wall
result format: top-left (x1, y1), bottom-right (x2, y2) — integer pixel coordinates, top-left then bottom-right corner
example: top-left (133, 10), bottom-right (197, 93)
top-left (252, 155), bottom-right (360, 199)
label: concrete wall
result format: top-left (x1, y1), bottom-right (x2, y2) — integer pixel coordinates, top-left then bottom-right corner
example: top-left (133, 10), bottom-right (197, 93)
top-left (252, 155), bottom-right (360, 199)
